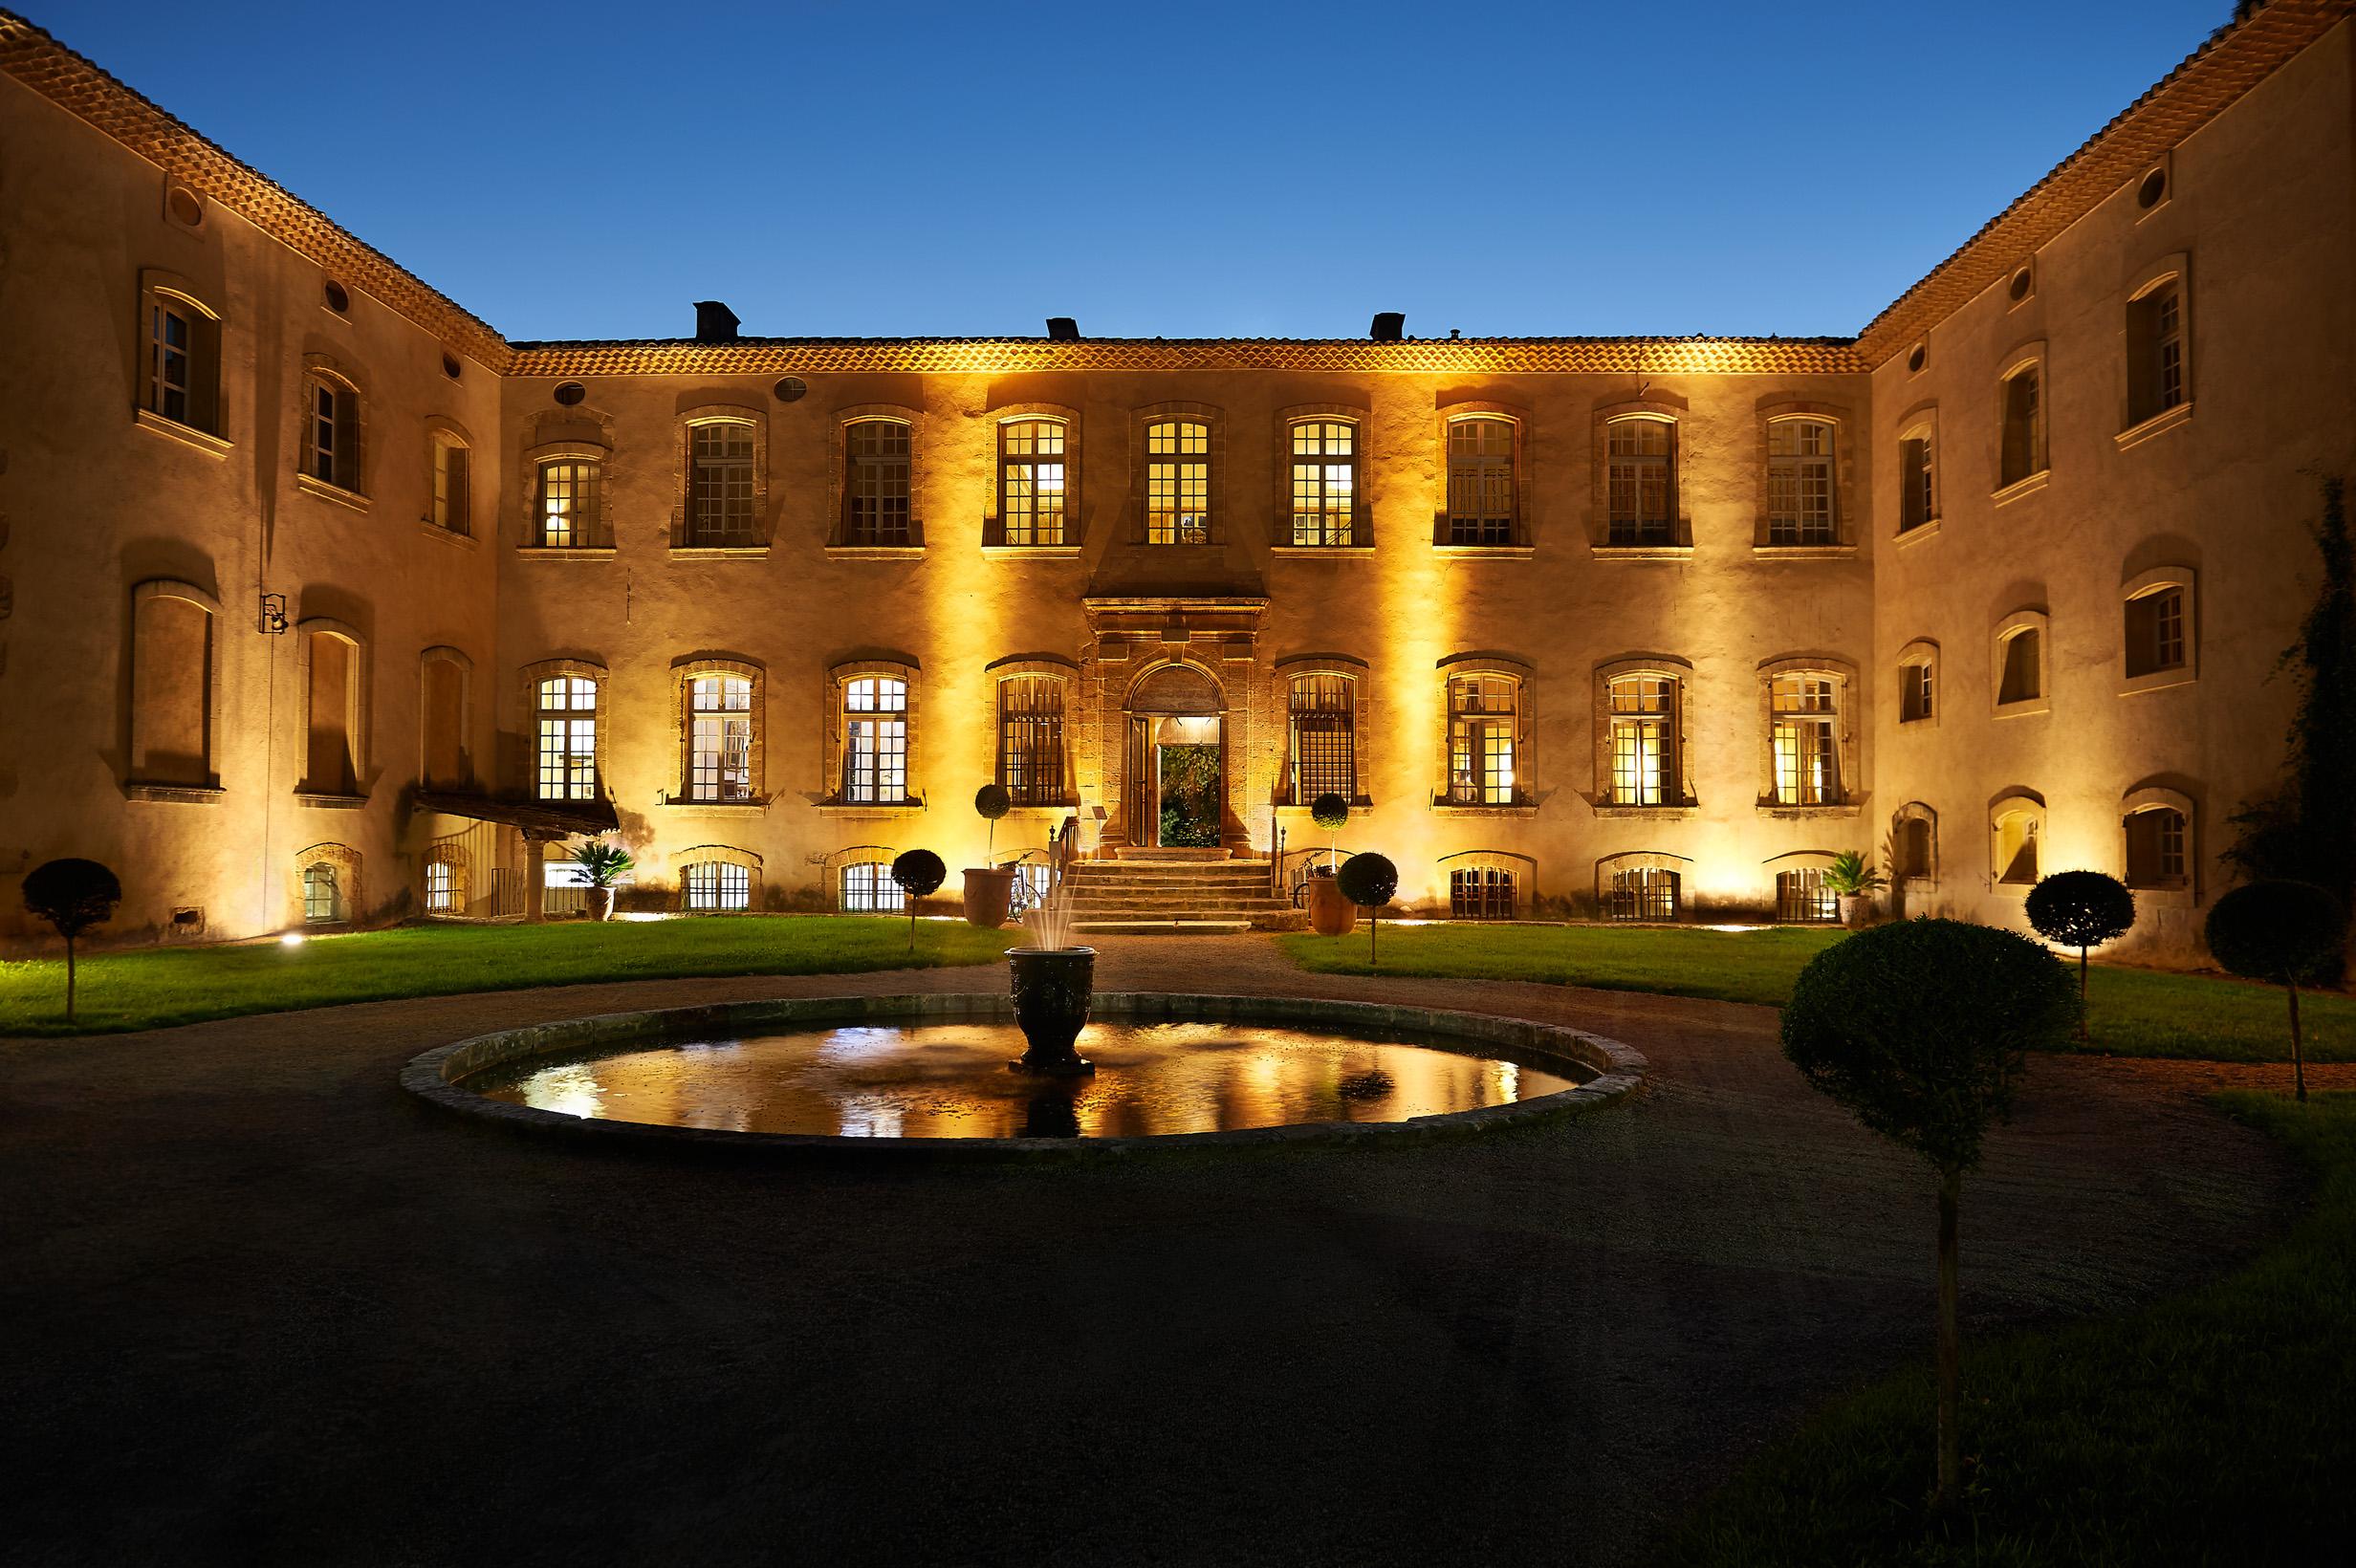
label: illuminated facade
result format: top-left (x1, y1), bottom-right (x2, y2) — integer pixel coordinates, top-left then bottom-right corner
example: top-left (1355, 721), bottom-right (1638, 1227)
top-left (2, 5), bottom-right (2353, 961)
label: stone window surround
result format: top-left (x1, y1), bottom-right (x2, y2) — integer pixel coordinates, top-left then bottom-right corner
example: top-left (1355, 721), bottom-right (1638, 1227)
top-left (984, 403), bottom-right (1082, 552)
top-left (2118, 250), bottom-right (2193, 446)
top-left (821, 655), bottom-right (922, 808)
top-left (295, 352), bottom-right (369, 506)
top-left (2120, 563), bottom-right (2198, 695)
top-left (2121, 781), bottom-right (2198, 905)
top-left (421, 840), bottom-right (471, 913)
top-left (673, 402), bottom-right (771, 552)
top-left (1755, 653), bottom-right (1861, 814)
top-left (517, 656), bottom-right (609, 801)
top-left (1433, 399), bottom-right (1536, 552)
top-left (1896, 637), bottom-right (1939, 728)
top-left (987, 654), bottom-right (1080, 809)
top-left (1892, 402), bottom-right (1939, 539)
top-left (1989, 787), bottom-right (2047, 890)
top-left (1433, 651), bottom-right (1536, 811)
top-left (674, 843), bottom-right (764, 911)
top-left (1128, 400), bottom-right (1227, 546)
top-left (519, 406), bottom-right (617, 552)
top-left (1993, 607), bottom-right (2052, 718)
top-left (134, 267), bottom-right (228, 448)
top-left (1591, 654), bottom-right (1696, 811)
top-left (1763, 848), bottom-right (1842, 919)
top-left (423, 415), bottom-right (475, 538)
top-left (294, 615), bottom-right (370, 802)
top-left (1272, 652), bottom-right (1372, 808)
top-left (1992, 339), bottom-right (2050, 504)
top-left (666, 653), bottom-right (767, 808)
top-left (1271, 401), bottom-right (1373, 551)
top-left (1592, 850), bottom-right (1691, 919)
top-left (1438, 849), bottom-right (1536, 919)
top-left (828, 403), bottom-right (925, 553)
top-left (294, 840), bottom-right (362, 926)
top-left (1890, 799), bottom-right (1940, 885)
top-left (822, 843), bottom-right (903, 911)
top-left (1753, 398), bottom-right (1860, 553)
top-left (1590, 392), bottom-right (1691, 555)
top-left (418, 643), bottom-right (475, 791)
top-left (125, 577), bottom-right (225, 798)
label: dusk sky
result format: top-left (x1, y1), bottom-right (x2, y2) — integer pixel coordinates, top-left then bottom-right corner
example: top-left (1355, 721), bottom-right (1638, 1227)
top-left (39, 0), bottom-right (2226, 341)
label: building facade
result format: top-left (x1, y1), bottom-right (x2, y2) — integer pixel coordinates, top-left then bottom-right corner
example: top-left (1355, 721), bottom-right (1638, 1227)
top-left (2, 4), bottom-right (2352, 961)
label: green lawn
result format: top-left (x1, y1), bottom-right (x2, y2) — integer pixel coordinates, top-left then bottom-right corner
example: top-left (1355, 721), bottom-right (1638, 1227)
top-left (1280, 924), bottom-right (2356, 1063)
top-left (0, 918), bottom-right (1015, 1036)
top-left (1653, 1091), bottom-right (2356, 1566)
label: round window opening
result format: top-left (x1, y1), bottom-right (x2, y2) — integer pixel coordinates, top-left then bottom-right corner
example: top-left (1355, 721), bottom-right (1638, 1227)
top-left (441, 352), bottom-right (462, 381)
top-left (2137, 168), bottom-right (2168, 209)
top-left (1906, 343), bottom-right (1927, 374)
top-left (166, 186), bottom-right (204, 227)
top-left (2008, 267), bottom-right (2032, 303)
top-left (322, 279), bottom-right (350, 314)
top-left (553, 381), bottom-right (587, 406)
top-left (774, 376), bottom-right (808, 403)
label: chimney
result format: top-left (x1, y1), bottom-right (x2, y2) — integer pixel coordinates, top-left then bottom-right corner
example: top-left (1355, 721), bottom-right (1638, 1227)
top-left (1045, 316), bottom-right (1080, 341)
top-left (693, 300), bottom-right (740, 343)
top-left (1370, 311), bottom-right (1405, 342)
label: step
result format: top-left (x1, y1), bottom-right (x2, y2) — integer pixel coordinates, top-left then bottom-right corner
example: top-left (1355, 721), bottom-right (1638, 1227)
top-left (1068, 897), bottom-right (1294, 913)
top-left (1096, 855), bottom-right (1272, 868)
top-left (1073, 919), bottom-right (1254, 936)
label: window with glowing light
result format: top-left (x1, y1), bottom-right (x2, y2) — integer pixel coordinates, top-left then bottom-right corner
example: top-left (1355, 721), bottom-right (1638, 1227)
top-left (1288, 420), bottom-right (1357, 546)
top-left (997, 420), bottom-right (1067, 546)
top-left (1603, 866), bottom-right (1678, 922)
top-left (1145, 420), bottom-right (1211, 543)
top-left (1447, 676), bottom-right (1518, 805)
top-left (997, 678), bottom-right (1067, 806)
top-left (841, 677), bottom-right (908, 802)
top-left (840, 860), bottom-right (905, 912)
top-left (1766, 418), bottom-right (1837, 544)
top-left (302, 863), bottom-right (342, 924)
top-left (1768, 675), bottom-right (1842, 805)
top-left (843, 419), bottom-right (913, 546)
top-left (1451, 867), bottom-right (1516, 921)
top-left (685, 420), bottom-right (757, 545)
top-left (1446, 417), bottom-right (1516, 545)
top-left (534, 458), bottom-right (604, 548)
top-left (684, 860), bottom-right (752, 911)
top-left (1288, 674), bottom-right (1357, 803)
top-left (1776, 868), bottom-right (1841, 924)
top-left (1606, 675), bottom-right (1679, 806)
top-left (534, 675), bottom-right (599, 801)
top-left (1998, 361), bottom-right (2045, 487)
top-left (2125, 805), bottom-right (2189, 889)
top-left (687, 675), bottom-right (754, 802)
top-left (425, 860), bottom-right (456, 913)
top-left (1605, 417), bottom-right (1675, 545)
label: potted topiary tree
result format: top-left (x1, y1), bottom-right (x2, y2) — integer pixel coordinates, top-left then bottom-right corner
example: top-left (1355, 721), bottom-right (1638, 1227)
top-left (1303, 791), bottom-right (1357, 936)
top-left (962, 784), bottom-right (1017, 929)
top-left (2205, 879), bottom-right (2348, 1102)
top-left (1822, 850), bottom-right (1888, 927)
top-left (21, 857), bottom-right (121, 1025)
top-left (2025, 870), bottom-right (2137, 1039)
top-left (567, 838), bottom-right (633, 922)
top-left (1781, 918), bottom-right (2078, 1515)
top-left (891, 848), bottom-right (946, 950)
top-left (1338, 852), bottom-right (1399, 967)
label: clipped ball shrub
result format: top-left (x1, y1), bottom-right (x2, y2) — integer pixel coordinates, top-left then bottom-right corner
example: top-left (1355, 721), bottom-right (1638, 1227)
top-left (890, 849), bottom-right (947, 900)
top-left (2205, 879), bottom-right (2346, 985)
top-left (973, 784), bottom-right (1011, 821)
top-left (2025, 870), bottom-right (2137, 952)
top-left (22, 857), bottom-right (122, 1025)
top-left (1310, 792), bottom-right (1350, 831)
top-left (1337, 852), bottom-right (1397, 910)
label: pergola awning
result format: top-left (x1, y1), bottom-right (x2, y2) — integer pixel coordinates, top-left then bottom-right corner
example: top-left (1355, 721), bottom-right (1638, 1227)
top-left (414, 791), bottom-right (619, 838)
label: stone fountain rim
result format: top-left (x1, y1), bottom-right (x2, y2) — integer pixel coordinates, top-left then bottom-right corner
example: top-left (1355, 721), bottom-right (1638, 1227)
top-left (399, 991), bottom-right (1647, 1161)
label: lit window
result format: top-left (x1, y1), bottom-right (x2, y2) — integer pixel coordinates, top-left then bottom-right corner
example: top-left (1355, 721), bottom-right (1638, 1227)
top-left (1451, 867), bottom-right (1516, 921)
top-left (1766, 419), bottom-right (1837, 545)
top-left (687, 422), bottom-right (757, 545)
top-left (1769, 675), bottom-right (1842, 805)
top-left (1447, 676), bottom-right (1518, 804)
top-left (430, 433), bottom-right (469, 534)
top-left (1998, 628), bottom-right (2042, 705)
top-left (302, 863), bottom-right (342, 924)
top-left (1898, 425), bottom-right (1936, 531)
top-left (1145, 420), bottom-right (1211, 544)
top-left (1606, 418), bottom-right (1674, 545)
top-left (2127, 280), bottom-right (2186, 425)
top-left (1999, 363), bottom-right (2044, 487)
top-left (1446, 417), bottom-right (1516, 545)
top-left (685, 860), bottom-right (752, 911)
top-left (1289, 421), bottom-right (1357, 546)
top-left (535, 675), bottom-right (599, 801)
top-left (998, 420), bottom-right (1067, 546)
top-left (536, 458), bottom-right (603, 548)
top-left (2125, 806), bottom-right (2189, 889)
top-left (1604, 867), bottom-right (1678, 922)
top-left (844, 420), bottom-right (912, 546)
top-left (688, 676), bottom-right (754, 801)
top-left (1607, 675), bottom-right (1678, 805)
top-left (842, 677), bottom-right (908, 803)
top-left (1288, 675), bottom-right (1356, 803)
top-left (840, 861), bottom-right (904, 912)
top-left (1900, 659), bottom-right (1934, 724)
top-left (425, 860), bottom-right (455, 913)
top-left (1776, 869), bottom-right (1841, 924)
top-left (1995, 807), bottom-right (2040, 884)
top-left (304, 374), bottom-right (360, 490)
top-left (2126, 586), bottom-right (2189, 679)
top-left (998, 678), bottom-right (1066, 806)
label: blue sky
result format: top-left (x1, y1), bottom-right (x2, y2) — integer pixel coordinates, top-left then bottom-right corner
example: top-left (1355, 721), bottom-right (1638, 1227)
top-left (36, 0), bottom-right (2226, 340)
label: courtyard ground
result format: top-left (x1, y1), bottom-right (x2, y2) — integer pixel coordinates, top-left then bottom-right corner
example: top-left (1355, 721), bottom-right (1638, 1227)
top-left (0, 933), bottom-right (2328, 1566)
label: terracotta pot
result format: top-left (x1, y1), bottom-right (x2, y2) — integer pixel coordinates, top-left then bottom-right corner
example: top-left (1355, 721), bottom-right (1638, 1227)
top-left (586, 885), bottom-right (616, 923)
top-left (1008, 946), bottom-right (1097, 1076)
top-left (1305, 873), bottom-right (1358, 937)
top-left (961, 866), bottom-right (1016, 928)
top-left (1838, 893), bottom-right (1866, 928)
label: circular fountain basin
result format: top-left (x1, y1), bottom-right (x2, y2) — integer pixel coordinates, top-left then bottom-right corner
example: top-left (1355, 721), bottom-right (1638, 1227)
top-left (402, 993), bottom-right (1643, 1156)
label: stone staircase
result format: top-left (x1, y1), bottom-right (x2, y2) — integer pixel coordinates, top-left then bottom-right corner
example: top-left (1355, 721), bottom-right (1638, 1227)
top-left (1064, 854), bottom-right (1305, 936)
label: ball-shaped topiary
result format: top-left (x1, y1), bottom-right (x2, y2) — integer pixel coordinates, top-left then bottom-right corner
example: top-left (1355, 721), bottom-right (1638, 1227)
top-left (2025, 869), bottom-right (2136, 1037)
top-left (1310, 792), bottom-right (1350, 831)
top-left (973, 784), bottom-right (1012, 859)
top-left (21, 857), bottom-right (122, 1025)
top-left (2205, 879), bottom-right (2348, 1102)
top-left (1336, 852), bottom-right (1397, 909)
top-left (891, 849), bottom-right (947, 900)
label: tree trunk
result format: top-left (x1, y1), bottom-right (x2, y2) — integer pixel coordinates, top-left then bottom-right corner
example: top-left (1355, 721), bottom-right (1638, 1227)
top-left (909, 904), bottom-right (919, 951)
top-left (1934, 1165), bottom-right (1963, 1514)
top-left (64, 930), bottom-right (77, 1024)
top-left (2280, 979), bottom-right (2299, 1097)
top-left (2077, 946), bottom-right (2090, 1040)
top-left (1369, 909), bottom-right (1379, 968)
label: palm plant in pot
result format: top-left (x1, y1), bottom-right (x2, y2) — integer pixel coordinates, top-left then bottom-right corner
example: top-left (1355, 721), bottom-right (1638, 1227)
top-left (567, 838), bottom-right (634, 922)
top-left (1303, 792), bottom-right (1357, 936)
top-left (962, 784), bottom-right (1018, 928)
top-left (1822, 850), bottom-right (1888, 927)
top-left (1008, 820), bottom-right (1096, 1076)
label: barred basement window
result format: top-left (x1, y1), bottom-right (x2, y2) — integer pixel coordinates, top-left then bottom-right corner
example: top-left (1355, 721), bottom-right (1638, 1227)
top-left (842, 677), bottom-right (908, 802)
top-left (1769, 676), bottom-right (1842, 804)
top-left (685, 860), bottom-right (751, 911)
top-left (1766, 418), bottom-right (1837, 544)
top-left (425, 860), bottom-right (455, 913)
top-left (1606, 418), bottom-right (1674, 545)
top-left (535, 459), bottom-right (603, 548)
top-left (1607, 675), bottom-right (1677, 805)
top-left (1145, 420), bottom-right (1211, 543)
top-left (1776, 868), bottom-right (1840, 924)
top-left (840, 861), bottom-right (904, 912)
top-left (998, 678), bottom-right (1067, 806)
top-left (2125, 806), bottom-right (2189, 889)
top-left (302, 863), bottom-right (342, 924)
top-left (688, 676), bottom-right (753, 801)
top-left (998, 420), bottom-right (1067, 546)
top-left (1604, 867), bottom-right (1678, 922)
top-left (1999, 362), bottom-right (2045, 487)
top-left (1451, 867), bottom-right (1516, 921)
top-left (535, 676), bottom-right (599, 800)
top-left (1288, 421), bottom-right (1357, 546)
top-left (1447, 676), bottom-right (1518, 804)
top-left (686, 422), bottom-right (757, 545)
top-left (1288, 674), bottom-right (1357, 802)
top-left (1446, 417), bottom-right (1516, 545)
top-left (844, 419), bottom-right (912, 545)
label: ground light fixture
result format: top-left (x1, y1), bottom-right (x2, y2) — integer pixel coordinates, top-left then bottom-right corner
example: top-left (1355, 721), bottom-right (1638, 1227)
top-left (278, 931), bottom-right (305, 947)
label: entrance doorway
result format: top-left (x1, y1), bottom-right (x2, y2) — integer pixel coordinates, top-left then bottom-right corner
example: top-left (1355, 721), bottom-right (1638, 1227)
top-left (1122, 663), bottom-right (1229, 852)
top-left (1153, 716), bottom-right (1222, 847)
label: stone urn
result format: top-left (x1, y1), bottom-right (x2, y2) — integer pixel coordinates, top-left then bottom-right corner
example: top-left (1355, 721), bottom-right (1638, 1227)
top-left (961, 866), bottom-right (1016, 928)
top-left (1304, 869), bottom-right (1358, 937)
top-left (1838, 892), bottom-right (1872, 928)
top-left (586, 886), bottom-right (617, 923)
top-left (1008, 946), bottom-right (1097, 1076)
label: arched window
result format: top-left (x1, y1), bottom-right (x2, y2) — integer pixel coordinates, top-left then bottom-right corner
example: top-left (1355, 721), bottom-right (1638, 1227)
top-left (1605, 417), bottom-right (1675, 545)
top-left (1998, 359), bottom-right (2045, 489)
top-left (128, 579), bottom-right (221, 792)
top-left (998, 419), bottom-right (1068, 546)
top-left (1145, 419), bottom-right (1211, 543)
top-left (687, 674), bottom-right (754, 802)
top-left (534, 453), bottom-right (606, 548)
top-left (2124, 804), bottom-right (2189, 890)
top-left (1766, 418), bottom-right (1837, 545)
top-left (1287, 673), bottom-right (1357, 803)
top-left (843, 419), bottom-right (912, 546)
top-left (303, 863), bottom-right (343, 924)
top-left (1447, 675), bottom-right (1519, 804)
top-left (1603, 865), bottom-right (1679, 922)
top-left (1992, 796), bottom-right (2044, 885)
top-left (998, 677), bottom-right (1068, 805)
top-left (141, 279), bottom-right (222, 436)
top-left (1898, 641), bottom-right (1937, 725)
top-left (2123, 570), bottom-right (2195, 686)
top-left (429, 429), bottom-right (470, 534)
top-left (1451, 867), bottom-right (1516, 921)
top-left (302, 367), bottom-right (363, 492)
top-left (1897, 417), bottom-right (1937, 532)
top-left (296, 842), bottom-right (360, 926)
top-left (1768, 674), bottom-right (1843, 805)
top-left (686, 419), bottom-right (758, 546)
top-left (1605, 673), bottom-right (1680, 806)
top-left (842, 675), bottom-right (909, 803)
top-left (297, 620), bottom-right (365, 799)
top-left (424, 859), bottom-right (457, 914)
top-left (1445, 416), bottom-right (1517, 545)
top-left (1995, 611), bottom-right (2049, 713)
top-left (1776, 867), bottom-right (1840, 924)
top-left (419, 646), bottom-right (472, 790)
top-left (1288, 420), bottom-right (1358, 547)
top-left (534, 673), bottom-right (600, 801)
top-left (2127, 272), bottom-right (2188, 427)
top-left (680, 848), bottom-right (761, 912)
top-left (1893, 804), bottom-right (1937, 882)
top-left (840, 860), bottom-right (904, 912)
